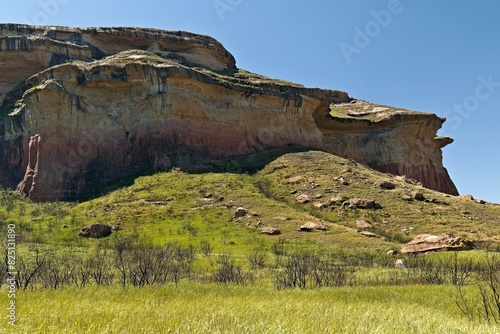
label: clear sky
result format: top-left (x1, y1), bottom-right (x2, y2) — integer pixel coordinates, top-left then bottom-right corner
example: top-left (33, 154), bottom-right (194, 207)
top-left (2, 0), bottom-right (499, 203)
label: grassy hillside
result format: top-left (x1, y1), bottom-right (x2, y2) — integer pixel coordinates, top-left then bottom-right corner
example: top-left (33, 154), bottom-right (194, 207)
top-left (1, 149), bottom-right (498, 252)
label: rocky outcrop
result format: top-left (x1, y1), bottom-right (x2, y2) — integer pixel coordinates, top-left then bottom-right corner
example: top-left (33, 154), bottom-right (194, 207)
top-left (320, 101), bottom-right (458, 195)
top-left (0, 24), bottom-right (235, 103)
top-left (401, 233), bottom-right (475, 254)
top-left (0, 24), bottom-right (459, 201)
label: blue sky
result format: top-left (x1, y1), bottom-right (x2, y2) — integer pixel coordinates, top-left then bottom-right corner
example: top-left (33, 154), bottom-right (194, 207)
top-left (2, 0), bottom-right (499, 203)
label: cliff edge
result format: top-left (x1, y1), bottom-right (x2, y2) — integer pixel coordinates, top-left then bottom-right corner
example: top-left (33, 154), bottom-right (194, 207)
top-left (0, 24), bottom-right (458, 201)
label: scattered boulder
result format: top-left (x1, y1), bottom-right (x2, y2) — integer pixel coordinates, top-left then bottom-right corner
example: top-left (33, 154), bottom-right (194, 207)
top-left (235, 207), bottom-right (248, 217)
top-left (355, 219), bottom-right (373, 229)
top-left (287, 176), bottom-right (303, 184)
top-left (296, 194), bottom-right (311, 204)
top-left (299, 222), bottom-right (328, 232)
top-left (344, 198), bottom-right (382, 210)
top-left (394, 259), bottom-right (406, 269)
top-left (475, 199), bottom-right (486, 205)
top-left (460, 194), bottom-right (474, 201)
top-left (379, 180), bottom-right (396, 190)
top-left (330, 196), bottom-right (344, 203)
top-left (111, 224), bottom-right (121, 231)
top-left (359, 231), bottom-right (377, 238)
top-left (402, 195), bottom-right (413, 201)
top-left (78, 223), bottom-right (112, 238)
top-left (395, 175), bottom-right (422, 186)
top-left (274, 216), bottom-right (289, 221)
top-left (410, 191), bottom-right (426, 201)
top-left (334, 176), bottom-right (349, 186)
top-left (401, 233), bottom-right (475, 254)
top-left (260, 226), bottom-right (281, 235)
top-left (427, 198), bottom-right (448, 205)
top-left (312, 202), bottom-right (324, 209)
top-left (386, 250), bottom-right (399, 256)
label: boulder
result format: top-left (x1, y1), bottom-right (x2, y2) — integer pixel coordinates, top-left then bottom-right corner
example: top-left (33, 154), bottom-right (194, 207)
top-left (344, 198), bottom-right (382, 210)
top-left (401, 233), bottom-right (475, 254)
top-left (359, 231), bottom-right (377, 238)
top-left (394, 259), bottom-right (406, 269)
top-left (260, 226), bottom-right (281, 235)
top-left (379, 180), bottom-right (396, 190)
top-left (334, 176), bottom-right (349, 186)
top-left (427, 198), bottom-right (448, 205)
top-left (410, 191), bottom-right (426, 201)
top-left (296, 194), bottom-right (311, 204)
top-left (355, 219), bottom-right (373, 229)
top-left (235, 207), bottom-right (248, 217)
top-left (460, 194), bottom-right (475, 201)
top-left (330, 196), bottom-right (344, 203)
top-left (287, 176), bottom-right (303, 184)
top-left (299, 222), bottom-right (328, 232)
top-left (386, 250), bottom-right (399, 256)
top-left (78, 223), bottom-right (112, 238)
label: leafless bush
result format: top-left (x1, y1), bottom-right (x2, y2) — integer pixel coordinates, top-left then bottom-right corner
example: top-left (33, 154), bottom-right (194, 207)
top-left (212, 253), bottom-right (245, 285)
top-left (1, 237), bottom-right (197, 289)
top-left (15, 246), bottom-right (47, 290)
top-left (247, 245), bottom-right (267, 270)
top-left (455, 252), bottom-right (500, 324)
top-left (403, 252), bottom-right (476, 286)
top-left (311, 254), bottom-right (356, 288)
top-left (275, 250), bottom-right (356, 290)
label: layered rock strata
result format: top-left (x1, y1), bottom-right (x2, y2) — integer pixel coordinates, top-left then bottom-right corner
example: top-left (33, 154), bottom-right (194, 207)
top-left (0, 24), bottom-right (458, 201)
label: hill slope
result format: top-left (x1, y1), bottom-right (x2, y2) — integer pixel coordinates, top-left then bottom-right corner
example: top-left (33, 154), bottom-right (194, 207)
top-left (2, 149), bottom-right (498, 251)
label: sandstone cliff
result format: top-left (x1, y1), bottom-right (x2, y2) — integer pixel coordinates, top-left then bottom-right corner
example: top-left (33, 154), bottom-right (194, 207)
top-left (0, 24), bottom-right (458, 201)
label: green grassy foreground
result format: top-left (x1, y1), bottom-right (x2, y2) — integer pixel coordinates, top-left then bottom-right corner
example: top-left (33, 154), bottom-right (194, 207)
top-left (1, 283), bottom-right (497, 334)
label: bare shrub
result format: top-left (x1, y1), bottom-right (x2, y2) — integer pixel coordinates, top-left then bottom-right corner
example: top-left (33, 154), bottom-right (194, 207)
top-left (275, 250), bottom-right (356, 290)
top-left (455, 252), bottom-right (500, 324)
top-left (247, 246), bottom-right (267, 270)
top-left (212, 253), bottom-right (245, 285)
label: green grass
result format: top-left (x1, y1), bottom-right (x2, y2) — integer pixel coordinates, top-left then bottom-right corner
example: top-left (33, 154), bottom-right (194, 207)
top-left (1, 283), bottom-right (497, 333)
top-left (1, 149), bottom-right (499, 252)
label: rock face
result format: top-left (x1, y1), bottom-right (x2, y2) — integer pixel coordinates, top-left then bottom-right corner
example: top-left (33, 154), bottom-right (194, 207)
top-left (401, 233), bottom-right (475, 254)
top-left (323, 101), bottom-right (458, 195)
top-left (0, 24), bottom-right (459, 201)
